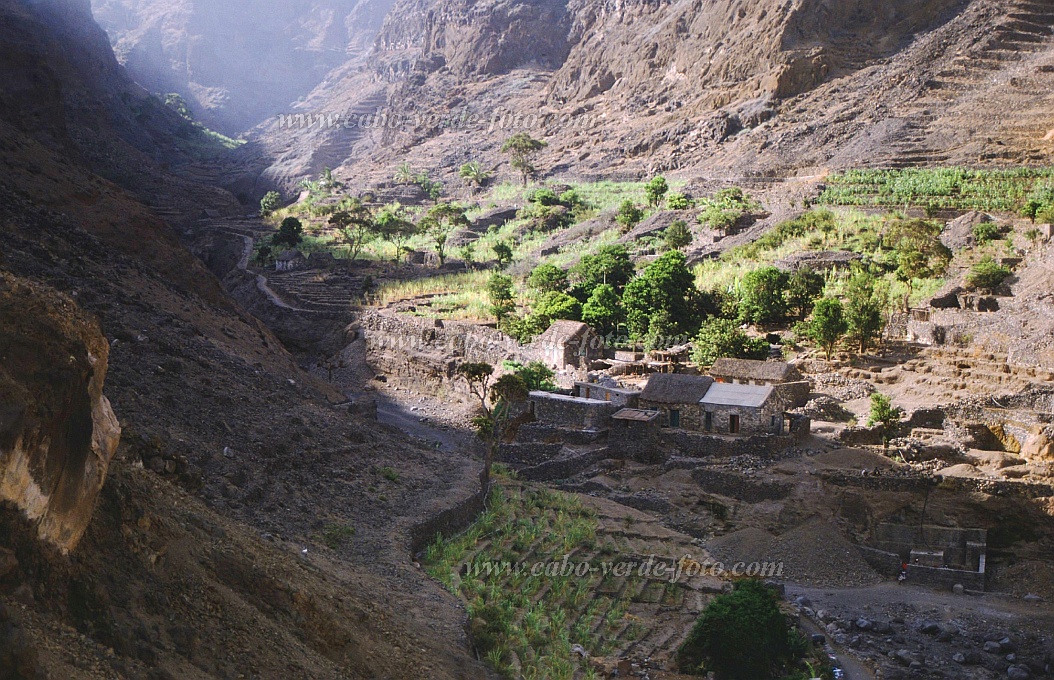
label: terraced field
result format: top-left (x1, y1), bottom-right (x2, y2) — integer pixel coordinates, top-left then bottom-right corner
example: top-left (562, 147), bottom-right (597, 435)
top-left (423, 479), bottom-right (726, 678)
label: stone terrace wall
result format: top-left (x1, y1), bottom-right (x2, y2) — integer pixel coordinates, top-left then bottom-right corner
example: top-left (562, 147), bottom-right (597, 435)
top-left (358, 311), bottom-right (527, 394)
top-left (691, 468), bottom-right (793, 502)
top-left (662, 431), bottom-right (797, 459)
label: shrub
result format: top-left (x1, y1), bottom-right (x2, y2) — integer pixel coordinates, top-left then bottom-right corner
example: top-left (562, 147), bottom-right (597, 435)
top-left (273, 217), bottom-right (304, 249)
top-left (966, 256), bottom-right (1011, 291)
top-left (533, 291), bottom-right (582, 323)
top-left (645, 176), bottom-right (669, 208)
top-left (677, 580), bottom-right (802, 678)
top-left (616, 200), bottom-right (644, 232)
top-left (972, 221), bottom-right (1003, 245)
top-left (259, 190), bottom-right (281, 216)
top-left (664, 220), bottom-right (693, 251)
top-left (666, 192), bottom-right (693, 210)
top-left (738, 266), bottom-right (789, 325)
top-left (502, 360), bottom-right (557, 392)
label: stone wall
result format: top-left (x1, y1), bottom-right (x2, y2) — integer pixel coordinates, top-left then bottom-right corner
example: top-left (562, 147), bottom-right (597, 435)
top-left (358, 311), bottom-right (526, 395)
top-left (531, 392), bottom-right (619, 428)
top-left (407, 489), bottom-right (486, 557)
top-left (518, 450), bottom-right (610, 482)
top-left (690, 468), bottom-right (793, 502)
top-left (905, 564), bottom-right (985, 592)
top-left (661, 431), bottom-right (796, 459)
top-left (515, 423), bottom-right (606, 445)
top-left (496, 442), bottom-right (564, 467)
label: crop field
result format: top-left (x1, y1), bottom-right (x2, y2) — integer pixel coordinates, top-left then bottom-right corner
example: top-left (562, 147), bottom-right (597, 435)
top-left (422, 478), bottom-right (719, 678)
top-left (818, 167), bottom-right (1054, 213)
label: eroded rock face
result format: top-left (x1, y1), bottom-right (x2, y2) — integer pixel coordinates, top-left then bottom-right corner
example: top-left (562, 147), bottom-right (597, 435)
top-left (1022, 425), bottom-right (1054, 463)
top-left (0, 273), bottom-right (120, 553)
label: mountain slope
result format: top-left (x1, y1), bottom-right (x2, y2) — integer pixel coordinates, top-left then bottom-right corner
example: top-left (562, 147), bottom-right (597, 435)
top-left (234, 0), bottom-right (1054, 194)
top-left (0, 1), bottom-right (486, 676)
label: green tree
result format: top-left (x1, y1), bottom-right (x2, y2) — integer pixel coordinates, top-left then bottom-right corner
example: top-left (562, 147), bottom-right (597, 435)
top-left (419, 203), bottom-right (469, 266)
top-left (456, 362), bottom-right (528, 493)
top-left (487, 273), bottom-right (516, 323)
top-left (616, 200), bottom-right (644, 232)
top-left (375, 202), bottom-right (417, 262)
top-left (806, 297), bottom-right (848, 361)
top-left (785, 268), bottom-right (825, 319)
top-left (966, 256), bottom-right (1012, 292)
top-left (459, 161), bottom-right (492, 187)
top-left (1022, 199), bottom-right (1043, 223)
top-left (571, 245), bottom-right (636, 297)
top-left (259, 190), bottom-right (281, 217)
top-left (492, 241), bottom-right (514, 270)
top-left (581, 283), bottom-right (622, 337)
top-left (502, 360), bottom-right (556, 392)
top-left (533, 291), bottom-right (582, 323)
top-left (527, 263), bottom-right (569, 293)
top-left (645, 176), bottom-right (669, 208)
top-left (677, 580), bottom-right (803, 679)
top-left (691, 317), bottom-right (770, 366)
top-left (844, 271), bottom-right (886, 353)
top-left (273, 217), bottom-right (304, 249)
top-left (622, 251), bottom-right (703, 341)
top-left (329, 199), bottom-right (376, 261)
top-left (867, 393), bottom-right (904, 449)
top-left (664, 219), bottom-right (693, 251)
top-left (500, 133), bottom-right (547, 185)
top-left (738, 266), bottom-right (789, 325)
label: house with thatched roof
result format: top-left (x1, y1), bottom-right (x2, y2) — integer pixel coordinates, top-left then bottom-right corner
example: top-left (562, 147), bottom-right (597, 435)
top-left (275, 249), bottom-right (306, 272)
top-left (529, 320), bottom-right (602, 372)
top-left (638, 374), bottom-right (714, 429)
top-left (709, 358), bottom-right (802, 386)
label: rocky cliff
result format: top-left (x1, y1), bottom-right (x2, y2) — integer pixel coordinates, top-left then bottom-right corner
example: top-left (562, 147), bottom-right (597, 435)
top-left (0, 274), bottom-right (120, 554)
top-left (231, 0), bottom-right (1054, 193)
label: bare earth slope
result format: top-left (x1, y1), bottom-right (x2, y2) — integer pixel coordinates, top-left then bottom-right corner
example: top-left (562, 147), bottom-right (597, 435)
top-left (0, 1), bottom-right (487, 676)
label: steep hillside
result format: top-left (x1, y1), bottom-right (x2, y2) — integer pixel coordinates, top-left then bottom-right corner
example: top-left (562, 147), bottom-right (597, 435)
top-left (234, 0), bottom-right (1054, 194)
top-left (91, 0), bottom-right (397, 134)
top-left (0, 1), bottom-right (487, 676)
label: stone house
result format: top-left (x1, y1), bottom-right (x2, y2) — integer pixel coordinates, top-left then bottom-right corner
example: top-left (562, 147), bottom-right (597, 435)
top-left (638, 374), bottom-right (715, 429)
top-left (529, 391), bottom-right (618, 429)
top-left (574, 382), bottom-right (640, 407)
top-left (638, 372), bottom-right (811, 435)
top-left (709, 358), bottom-right (802, 386)
top-left (530, 321), bottom-right (603, 372)
top-left (610, 409), bottom-right (662, 461)
top-left (275, 249), bottom-right (306, 272)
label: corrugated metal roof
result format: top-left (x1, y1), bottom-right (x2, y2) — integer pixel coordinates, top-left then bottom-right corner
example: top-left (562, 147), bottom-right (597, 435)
top-left (699, 382), bottom-right (773, 408)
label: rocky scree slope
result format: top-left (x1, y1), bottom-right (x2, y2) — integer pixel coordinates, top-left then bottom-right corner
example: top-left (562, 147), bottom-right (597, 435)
top-left (236, 0), bottom-right (1054, 193)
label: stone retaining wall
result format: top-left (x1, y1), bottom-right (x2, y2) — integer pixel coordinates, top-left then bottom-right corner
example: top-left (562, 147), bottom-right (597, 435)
top-left (691, 468), bottom-right (792, 502)
top-left (408, 490), bottom-right (486, 557)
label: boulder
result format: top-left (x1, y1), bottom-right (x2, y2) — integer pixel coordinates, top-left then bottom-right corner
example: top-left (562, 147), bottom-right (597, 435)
top-left (472, 206), bottom-right (519, 232)
top-left (0, 274), bottom-right (121, 553)
top-left (1021, 425), bottom-right (1054, 463)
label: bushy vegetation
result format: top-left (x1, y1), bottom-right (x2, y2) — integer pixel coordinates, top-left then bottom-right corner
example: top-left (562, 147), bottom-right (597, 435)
top-left (677, 580), bottom-right (812, 679)
top-left (697, 187), bottom-right (761, 232)
top-left (691, 318), bottom-right (770, 366)
top-left (966, 256), bottom-right (1012, 291)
